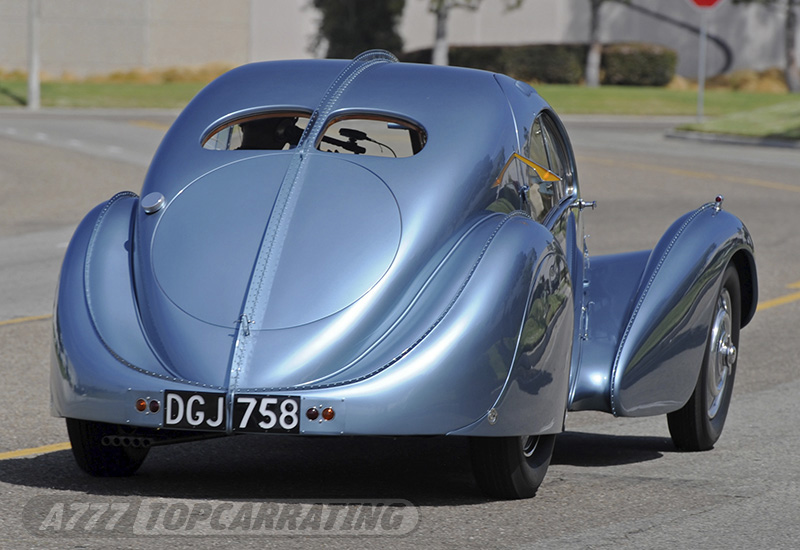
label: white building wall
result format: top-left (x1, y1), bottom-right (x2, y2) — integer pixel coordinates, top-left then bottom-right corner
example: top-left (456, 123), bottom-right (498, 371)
top-left (0, 0), bottom-right (795, 78)
top-left (249, 0), bottom-right (319, 62)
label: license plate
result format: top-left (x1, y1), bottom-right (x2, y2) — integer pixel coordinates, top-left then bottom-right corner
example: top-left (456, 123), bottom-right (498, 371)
top-left (164, 391), bottom-right (300, 434)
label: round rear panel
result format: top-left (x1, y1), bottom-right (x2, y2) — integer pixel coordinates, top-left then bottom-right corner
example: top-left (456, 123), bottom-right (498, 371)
top-left (151, 154), bottom-right (401, 329)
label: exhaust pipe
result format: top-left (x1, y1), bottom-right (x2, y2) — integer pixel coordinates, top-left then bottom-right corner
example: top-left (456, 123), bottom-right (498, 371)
top-left (101, 435), bottom-right (153, 448)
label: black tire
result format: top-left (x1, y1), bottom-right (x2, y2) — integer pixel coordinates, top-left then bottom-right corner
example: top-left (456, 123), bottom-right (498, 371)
top-left (668, 264), bottom-right (741, 451)
top-left (470, 434), bottom-right (556, 499)
top-left (66, 418), bottom-right (149, 476)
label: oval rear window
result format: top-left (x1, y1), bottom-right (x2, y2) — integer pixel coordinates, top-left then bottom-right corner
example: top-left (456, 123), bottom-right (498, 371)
top-left (317, 116), bottom-right (426, 158)
top-left (203, 112), bottom-right (310, 151)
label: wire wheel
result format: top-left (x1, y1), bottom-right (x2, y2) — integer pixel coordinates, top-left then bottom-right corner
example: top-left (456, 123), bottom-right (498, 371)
top-left (668, 264), bottom-right (741, 451)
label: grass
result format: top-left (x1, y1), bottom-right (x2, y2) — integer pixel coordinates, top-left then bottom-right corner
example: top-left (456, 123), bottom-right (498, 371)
top-left (1, 77), bottom-right (799, 140)
top-left (676, 100), bottom-right (800, 141)
top-left (535, 84), bottom-right (797, 117)
top-left (0, 80), bottom-right (206, 109)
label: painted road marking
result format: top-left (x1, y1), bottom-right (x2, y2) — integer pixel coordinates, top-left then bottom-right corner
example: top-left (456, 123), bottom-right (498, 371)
top-left (757, 281), bottom-right (800, 312)
top-left (131, 120), bottom-right (171, 131)
top-left (0, 442), bottom-right (71, 460)
top-left (582, 155), bottom-right (800, 194)
top-left (0, 314), bottom-right (52, 327)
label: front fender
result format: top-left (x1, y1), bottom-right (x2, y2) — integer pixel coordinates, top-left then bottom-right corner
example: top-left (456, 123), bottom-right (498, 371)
top-left (611, 203), bottom-right (755, 416)
top-left (572, 202), bottom-right (756, 416)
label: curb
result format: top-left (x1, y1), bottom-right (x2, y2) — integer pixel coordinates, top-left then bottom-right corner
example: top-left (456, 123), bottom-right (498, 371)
top-left (665, 129), bottom-right (800, 149)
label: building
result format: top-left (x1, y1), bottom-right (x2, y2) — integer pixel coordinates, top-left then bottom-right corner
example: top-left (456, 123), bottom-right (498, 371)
top-left (0, 0), bottom-right (793, 79)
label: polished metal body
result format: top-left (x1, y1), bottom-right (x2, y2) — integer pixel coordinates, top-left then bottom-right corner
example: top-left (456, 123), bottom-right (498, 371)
top-left (51, 51), bottom-right (757, 442)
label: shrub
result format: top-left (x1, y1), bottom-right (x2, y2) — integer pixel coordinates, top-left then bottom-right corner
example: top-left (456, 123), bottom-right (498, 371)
top-left (450, 46), bottom-right (507, 74)
top-left (400, 46), bottom-right (506, 73)
top-left (502, 44), bottom-right (586, 84)
top-left (401, 42), bottom-right (676, 87)
top-left (601, 42), bottom-right (677, 86)
top-left (400, 44), bottom-right (585, 84)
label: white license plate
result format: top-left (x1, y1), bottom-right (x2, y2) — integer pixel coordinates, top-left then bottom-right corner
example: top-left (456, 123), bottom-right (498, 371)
top-left (164, 391), bottom-right (300, 434)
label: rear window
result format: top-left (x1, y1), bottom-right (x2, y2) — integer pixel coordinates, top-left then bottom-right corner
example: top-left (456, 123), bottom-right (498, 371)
top-left (317, 117), bottom-right (425, 158)
top-left (203, 113), bottom-right (310, 151)
top-left (203, 113), bottom-right (425, 158)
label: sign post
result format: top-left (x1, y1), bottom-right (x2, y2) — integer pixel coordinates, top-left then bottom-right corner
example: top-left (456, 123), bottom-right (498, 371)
top-left (686, 0), bottom-right (725, 122)
top-left (27, 0), bottom-right (40, 111)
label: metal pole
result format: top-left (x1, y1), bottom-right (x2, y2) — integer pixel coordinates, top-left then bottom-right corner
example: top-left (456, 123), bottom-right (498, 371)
top-left (27, 0), bottom-right (41, 111)
top-left (696, 9), bottom-right (708, 123)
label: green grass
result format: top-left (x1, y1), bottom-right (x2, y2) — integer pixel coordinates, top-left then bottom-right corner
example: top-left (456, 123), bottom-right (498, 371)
top-left (0, 80), bottom-right (206, 109)
top-left (676, 100), bottom-right (800, 141)
top-left (2, 78), bottom-right (799, 140)
top-left (535, 84), bottom-right (797, 116)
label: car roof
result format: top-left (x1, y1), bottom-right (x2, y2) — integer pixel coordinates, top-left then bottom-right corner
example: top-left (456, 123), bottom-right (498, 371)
top-left (144, 53), bottom-right (551, 198)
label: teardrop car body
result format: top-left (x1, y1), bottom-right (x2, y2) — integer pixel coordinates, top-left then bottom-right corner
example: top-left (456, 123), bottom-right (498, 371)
top-left (51, 51), bottom-right (757, 498)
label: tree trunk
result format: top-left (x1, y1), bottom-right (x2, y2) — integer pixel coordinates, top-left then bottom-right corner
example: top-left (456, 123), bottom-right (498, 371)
top-left (585, 0), bottom-right (603, 87)
top-left (432, 4), bottom-right (450, 66)
top-left (786, 0), bottom-right (800, 92)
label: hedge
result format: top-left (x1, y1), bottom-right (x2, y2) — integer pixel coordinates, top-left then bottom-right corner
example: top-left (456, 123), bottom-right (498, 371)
top-left (602, 42), bottom-right (677, 86)
top-left (400, 42), bottom-right (677, 86)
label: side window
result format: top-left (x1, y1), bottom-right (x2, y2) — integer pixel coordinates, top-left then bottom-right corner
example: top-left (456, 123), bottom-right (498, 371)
top-left (522, 113), bottom-right (572, 220)
top-left (540, 116), bottom-right (569, 196)
top-left (528, 118), bottom-right (549, 171)
top-left (489, 155), bottom-right (544, 216)
top-left (489, 154), bottom-right (557, 219)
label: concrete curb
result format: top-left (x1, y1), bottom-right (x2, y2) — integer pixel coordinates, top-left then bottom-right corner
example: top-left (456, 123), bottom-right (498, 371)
top-left (665, 129), bottom-right (800, 149)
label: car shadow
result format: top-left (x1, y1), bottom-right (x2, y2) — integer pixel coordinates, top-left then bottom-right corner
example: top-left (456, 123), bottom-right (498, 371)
top-left (552, 431), bottom-right (675, 467)
top-left (0, 431), bottom-right (675, 504)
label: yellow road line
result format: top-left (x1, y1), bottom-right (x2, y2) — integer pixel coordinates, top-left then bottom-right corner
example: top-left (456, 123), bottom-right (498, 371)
top-left (0, 314), bottom-right (52, 327)
top-left (757, 291), bottom-right (800, 312)
top-left (757, 281), bottom-right (800, 312)
top-left (0, 441), bottom-right (71, 460)
top-left (581, 155), bottom-right (800, 194)
top-left (131, 120), bottom-right (171, 131)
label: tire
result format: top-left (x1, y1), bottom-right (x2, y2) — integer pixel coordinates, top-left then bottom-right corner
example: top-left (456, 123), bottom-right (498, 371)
top-left (668, 264), bottom-right (741, 451)
top-left (66, 418), bottom-right (149, 476)
top-left (470, 434), bottom-right (556, 499)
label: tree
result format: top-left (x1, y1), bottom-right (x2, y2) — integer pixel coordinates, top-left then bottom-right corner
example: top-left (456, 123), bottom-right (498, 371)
top-left (428, 0), bottom-right (522, 66)
top-left (312, 0), bottom-right (405, 59)
top-left (732, 0), bottom-right (799, 92)
top-left (429, 0), bottom-right (481, 66)
top-left (585, 0), bottom-right (629, 87)
top-left (585, 0), bottom-right (604, 87)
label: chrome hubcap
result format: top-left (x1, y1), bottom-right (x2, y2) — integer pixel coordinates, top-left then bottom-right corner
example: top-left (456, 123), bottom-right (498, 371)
top-left (706, 288), bottom-right (736, 420)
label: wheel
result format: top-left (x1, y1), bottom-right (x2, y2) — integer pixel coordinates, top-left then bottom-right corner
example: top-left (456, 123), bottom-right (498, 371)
top-left (668, 264), bottom-right (741, 451)
top-left (470, 434), bottom-right (556, 499)
top-left (66, 418), bottom-right (149, 476)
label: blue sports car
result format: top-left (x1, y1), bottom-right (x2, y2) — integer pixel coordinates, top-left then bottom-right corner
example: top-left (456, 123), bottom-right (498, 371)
top-left (51, 50), bottom-right (757, 499)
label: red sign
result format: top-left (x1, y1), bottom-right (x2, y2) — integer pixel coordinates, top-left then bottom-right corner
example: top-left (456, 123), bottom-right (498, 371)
top-left (687, 0), bottom-right (724, 8)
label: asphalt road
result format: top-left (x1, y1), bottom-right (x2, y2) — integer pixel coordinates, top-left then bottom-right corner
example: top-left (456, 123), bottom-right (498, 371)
top-left (1, 108), bottom-right (799, 549)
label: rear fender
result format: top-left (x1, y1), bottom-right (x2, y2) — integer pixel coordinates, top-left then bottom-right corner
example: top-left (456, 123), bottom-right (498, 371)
top-left (447, 219), bottom-right (574, 437)
top-left (51, 193), bottom-right (193, 422)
